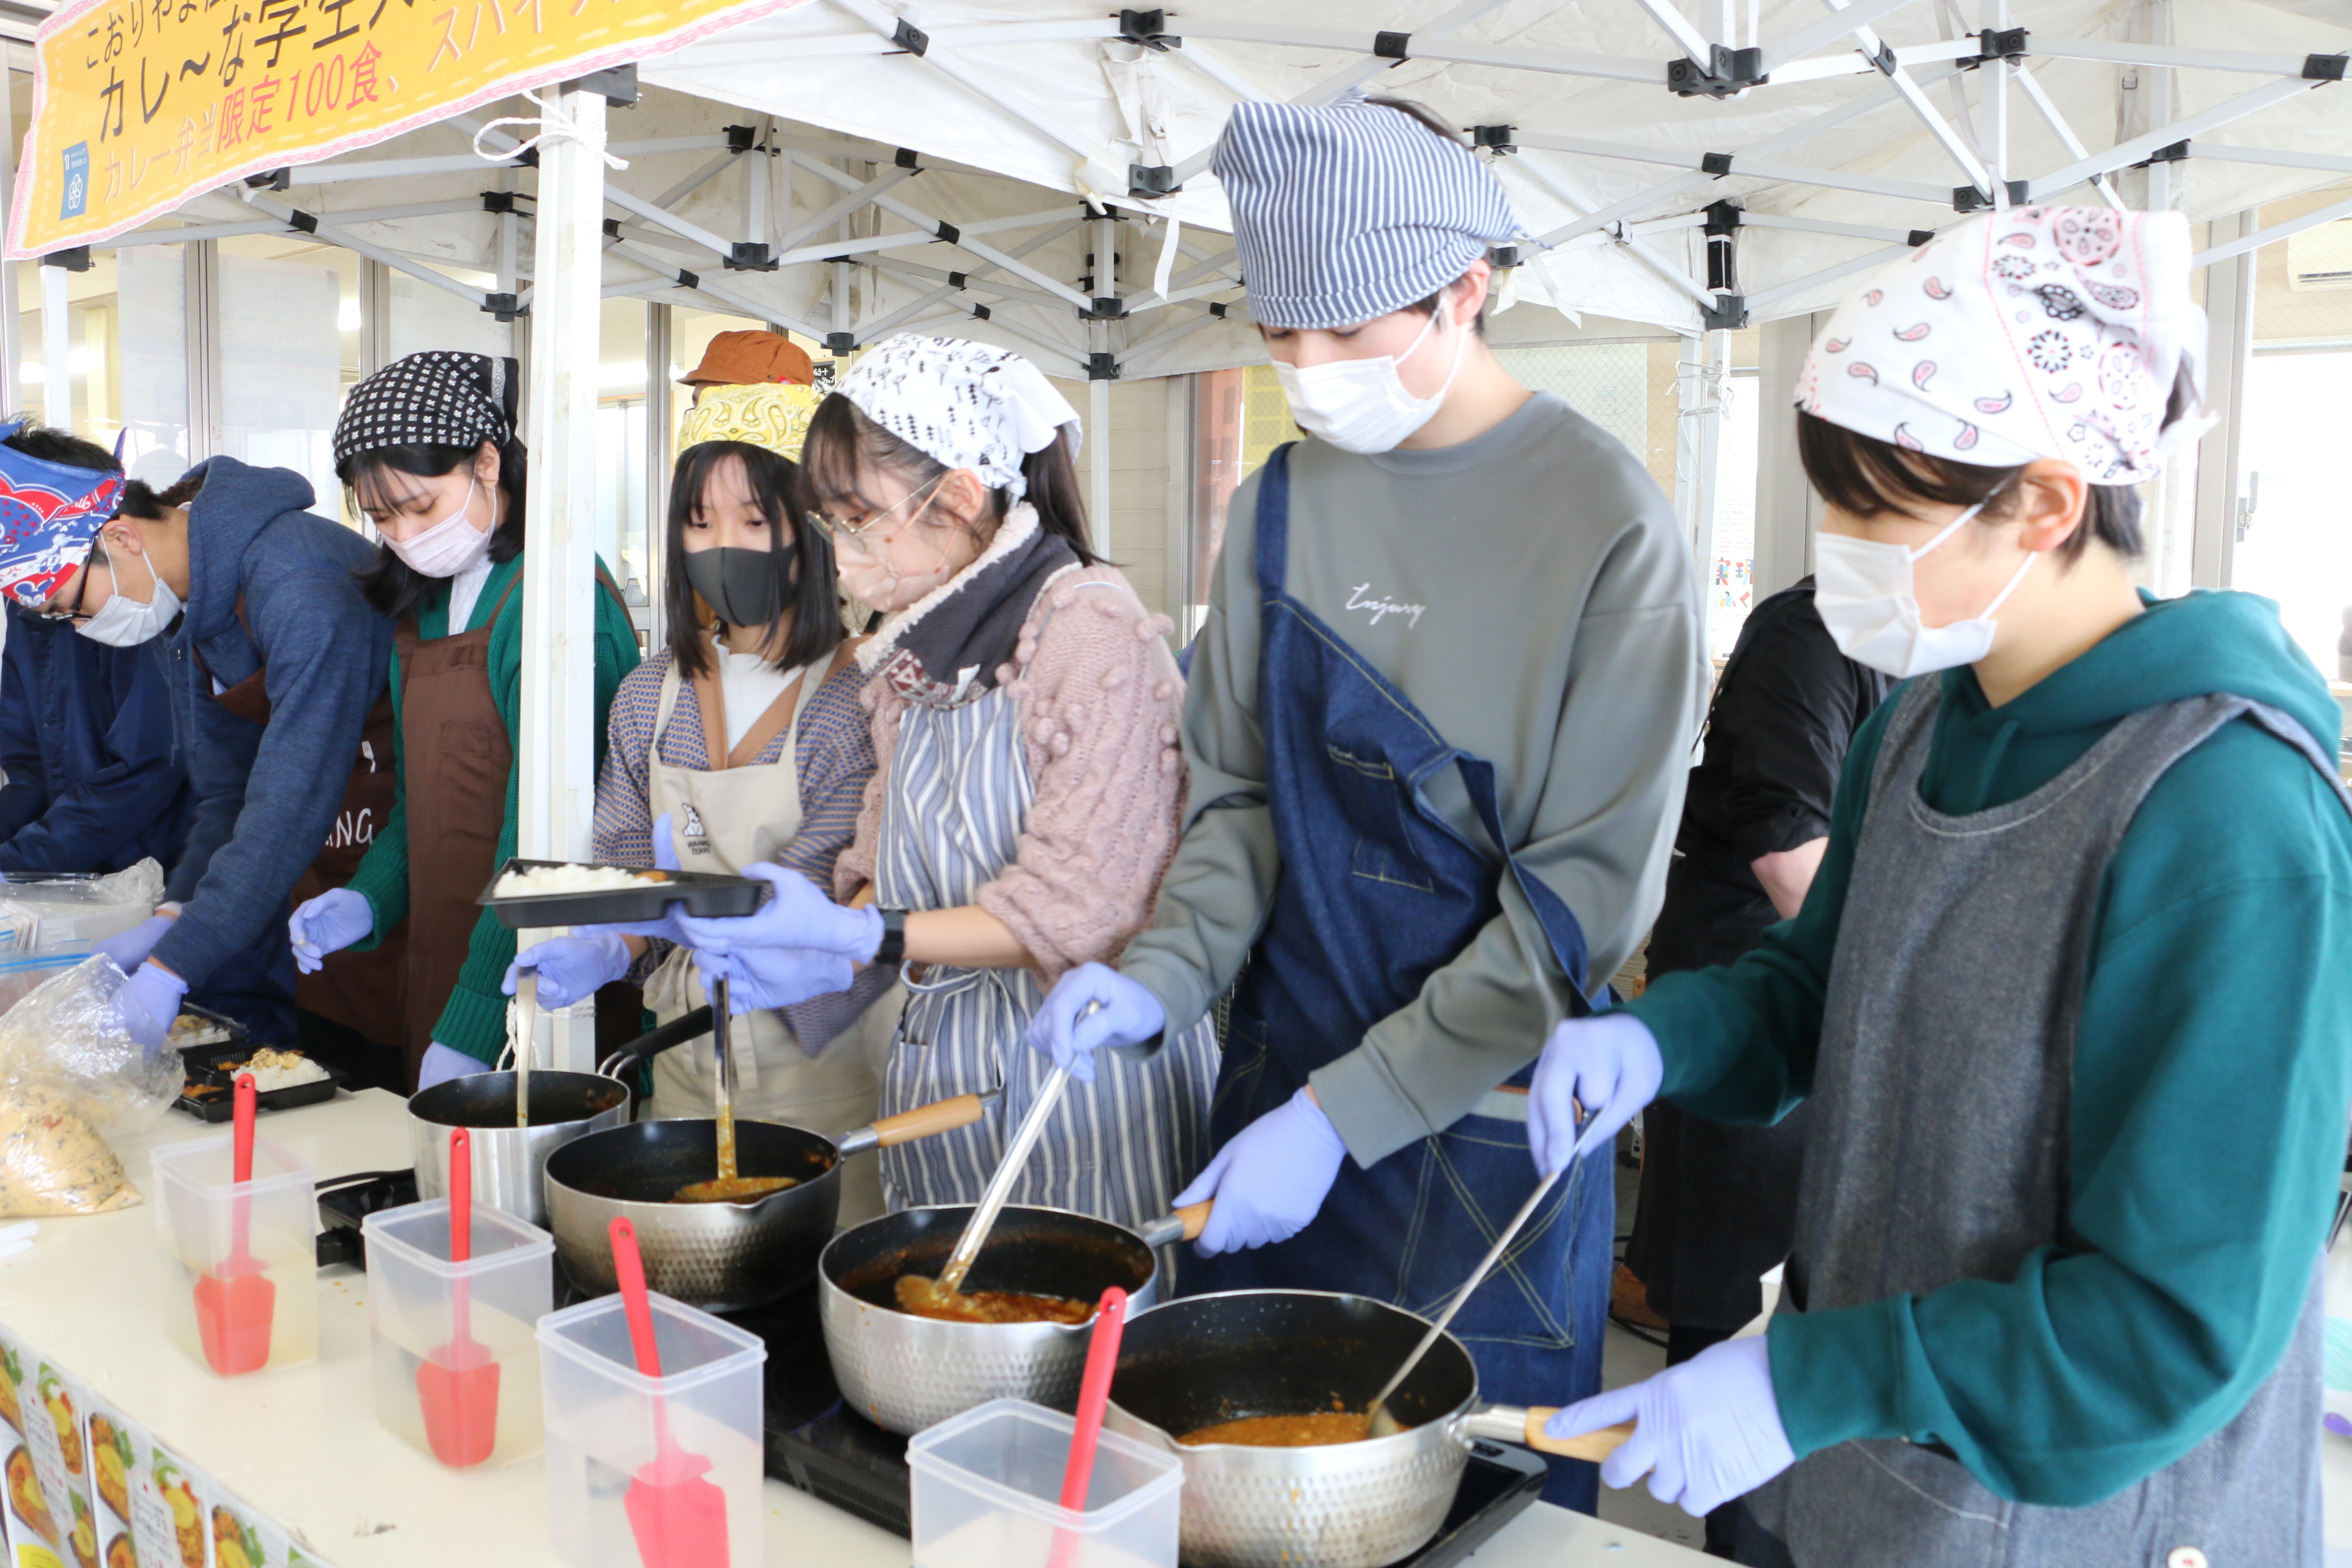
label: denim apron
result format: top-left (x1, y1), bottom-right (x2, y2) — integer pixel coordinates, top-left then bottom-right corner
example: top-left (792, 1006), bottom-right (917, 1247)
top-left (1186, 446), bottom-right (1615, 1512)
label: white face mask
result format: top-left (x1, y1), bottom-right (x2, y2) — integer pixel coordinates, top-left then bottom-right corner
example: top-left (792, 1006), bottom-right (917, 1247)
top-left (1813, 500), bottom-right (2036, 679)
top-left (77, 543), bottom-right (181, 649)
top-left (384, 475), bottom-right (493, 579)
top-left (1272, 299), bottom-right (1469, 456)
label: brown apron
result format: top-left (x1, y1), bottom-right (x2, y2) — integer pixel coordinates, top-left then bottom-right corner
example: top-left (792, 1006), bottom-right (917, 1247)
top-left (199, 598), bottom-right (406, 1046)
top-left (395, 565), bottom-right (631, 1081)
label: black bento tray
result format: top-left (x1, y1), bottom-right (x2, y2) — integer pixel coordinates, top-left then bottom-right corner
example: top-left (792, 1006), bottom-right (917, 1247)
top-left (740, 1283), bottom-right (1552, 1564)
top-left (173, 1008), bottom-right (346, 1121)
top-left (476, 857), bottom-right (765, 930)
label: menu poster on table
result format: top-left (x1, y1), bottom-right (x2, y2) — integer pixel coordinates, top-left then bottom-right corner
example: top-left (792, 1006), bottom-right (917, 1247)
top-left (144, 1447), bottom-right (209, 1568)
top-left (204, 1498), bottom-right (264, 1568)
top-left (83, 1391), bottom-right (168, 1568)
top-left (32, 1362), bottom-right (95, 1568)
top-left (0, 1321), bottom-right (66, 1566)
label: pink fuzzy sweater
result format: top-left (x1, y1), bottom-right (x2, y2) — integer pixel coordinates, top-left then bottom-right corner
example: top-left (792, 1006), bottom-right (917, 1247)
top-left (835, 565), bottom-right (1190, 983)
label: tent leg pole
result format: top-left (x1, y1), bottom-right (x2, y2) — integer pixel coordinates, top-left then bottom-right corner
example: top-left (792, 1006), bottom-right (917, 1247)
top-left (1090, 375), bottom-right (1112, 560)
top-left (517, 79), bottom-right (608, 1073)
top-left (38, 262), bottom-right (70, 433)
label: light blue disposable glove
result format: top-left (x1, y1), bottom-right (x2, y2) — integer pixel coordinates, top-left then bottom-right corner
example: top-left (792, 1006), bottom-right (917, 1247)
top-left (1024, 963), bottom-right (1164, 1084)
top-left (416, 1043), bottom-right (481, 1092)
top-left (672, 862), bottom-right (882, 960)
top-left (1545, 1335), bottom-right (1795, 1516)
top-left (504, 932), bottom-right (632, 1009)
top-left (582, 813), bottom-right (694, 945)
top-left (1527, 1011), bottom-right (1663, 1181)
top-left (1173, 1086), bottom-right (1348, 1256)
top-left (117, 960), bottom-right (188, 1052)
top-left (97, 912), bottom-right (177, 974)
top-left (691, 945), bottom-right (856, 1015)
top-left (288, 888), bottom-right (375, 975)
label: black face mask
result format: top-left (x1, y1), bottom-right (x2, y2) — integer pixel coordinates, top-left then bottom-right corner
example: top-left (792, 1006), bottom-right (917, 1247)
top-left (683, 545), bottom-right (787, 628)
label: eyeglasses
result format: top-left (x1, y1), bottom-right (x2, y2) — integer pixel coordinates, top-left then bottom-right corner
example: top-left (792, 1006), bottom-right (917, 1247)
top-left (32, 551), bottom-right (96, 623)
top-left (808, 475), bottom-right (945, 545)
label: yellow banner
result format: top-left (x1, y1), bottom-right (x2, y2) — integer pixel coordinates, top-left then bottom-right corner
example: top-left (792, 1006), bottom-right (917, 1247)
top-left (10, 0), bottom-right (814, 256)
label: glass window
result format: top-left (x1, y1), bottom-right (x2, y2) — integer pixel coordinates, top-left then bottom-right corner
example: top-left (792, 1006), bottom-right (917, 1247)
top-left (1186, 366), bottom-right (1292, 612)
top-left (1711, 371), bottom-right (1761, 658)
top-left (218, 244), bottom-right (346, 514)
top-left (115, 245), bottom-right (191, 485)
top-left (17, 252), bottom-right (122, 444)
top-left (598, 297), bottom-right (652, 640)
top-left (387, 266), bottom-right (513, 364)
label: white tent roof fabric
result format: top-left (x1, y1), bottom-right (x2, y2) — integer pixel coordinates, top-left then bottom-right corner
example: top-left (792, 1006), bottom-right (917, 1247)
top-left (112, 0), bottom-right (2352, 377)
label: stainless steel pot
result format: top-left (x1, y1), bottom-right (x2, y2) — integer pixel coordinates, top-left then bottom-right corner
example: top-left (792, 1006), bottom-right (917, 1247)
top-left (542, 1093), bottom-right (992, 1310)
top-left (1104, 1289), bottom-right (1617, 1568)
top-left (409, 1070), bottom-right (631, 1225)
top-left (818, 1202), bottom-right (1204, 1436)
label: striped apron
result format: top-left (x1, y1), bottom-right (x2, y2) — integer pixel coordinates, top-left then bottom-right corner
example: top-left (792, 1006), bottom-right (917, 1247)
top-left (869, 665), bottom-right (1219, 1240)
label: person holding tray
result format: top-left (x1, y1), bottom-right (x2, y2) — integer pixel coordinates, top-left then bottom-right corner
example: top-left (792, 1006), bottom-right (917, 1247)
top-left (286, 351), bottom-right (640, 1092)
top-left (651, 334), bottom-right (1220, 1242)
top-left (500, 394), bottom-right (899, 1219)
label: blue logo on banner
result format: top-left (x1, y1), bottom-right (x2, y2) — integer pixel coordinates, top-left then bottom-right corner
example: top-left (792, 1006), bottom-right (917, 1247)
top-left (59, 144), bottom-right (88, 220)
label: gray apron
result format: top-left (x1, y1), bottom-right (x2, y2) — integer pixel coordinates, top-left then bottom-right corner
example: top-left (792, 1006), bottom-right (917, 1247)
top-left (1747, 680), bottom-right (2346, 1568)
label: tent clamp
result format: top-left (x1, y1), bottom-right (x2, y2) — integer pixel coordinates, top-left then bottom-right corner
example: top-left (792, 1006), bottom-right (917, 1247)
top-left (1472, 124), bottom-right (1517, 155)
top-left (1207, 300), bottom-right (1230, 317)
top-left (1907, 229), bottom-right (1936, 247)
top-left (576, 64), bottom-right (638, 106)
top-left (896, 147), bottom-right (921, 168)
top-left (1374, 30), bottom-right (1410, 61)
top-left (1085, 297), bottom-right (1128, 320)
top-left (827, 331), bottom-right (858, 353)
top-left (947, 271), bottom-right (969, 289)
top-left (244, 169), bottom-right (291, 191)
top-left (1087, 351), bottom-right (1121, 381)
top-left (968, 303), bottom-right (992, 321)
top-left (676, 270), bottom-right (701, 291)
top-left (1952, 179), bottom-right (2030, 211)
top-left (892, 17), bottom-right (930, 55)
top-left (39, 247), bottom-right (90, 272)
top-left (1970, 28), bottom-right (2028, 66)
top-left (602, 217), bottom-right (623, 238)
top-left (2304, 53), bottom-right (2348, 81)
top-left (1119, 9), bottom-right (1179, 50)
top-left (2135, 140), bottom-right (2191, 169)
top-left (725, 124), bottom-right (760, 153)
top-left (1703, 202), bottom-right (1739, 293)
top-left (1669, 45), bottom-right (1765, 99)
top-left (482, 291), bottom-right (524, 322)
top-left (1488, 244), bottom-right (1520, 270)
top-left (1130, 163), bottom-right (1182, 197)
top-left (286, 210), bottom-right (320, 234)
top-left (1703, 293), bottom-right (1747, 331)
top-left (727, 242), bottom-right (780, 271)
top-left (482, 190), bottom-right (522, 214)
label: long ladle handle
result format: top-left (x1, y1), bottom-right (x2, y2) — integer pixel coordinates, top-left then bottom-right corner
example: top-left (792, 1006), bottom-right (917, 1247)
top-left (936, 1061), bottom-right (1073, 1295)
top-left (1367, 1166), bottom-right (1562, 1426)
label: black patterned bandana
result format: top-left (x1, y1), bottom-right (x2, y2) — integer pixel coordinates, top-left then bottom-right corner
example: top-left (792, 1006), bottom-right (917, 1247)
top-left (333, 351), bottom-right (518, 465)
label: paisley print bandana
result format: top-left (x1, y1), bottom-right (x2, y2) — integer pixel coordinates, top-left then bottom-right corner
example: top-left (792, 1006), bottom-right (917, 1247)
top-left (835, 335), bottom-right (1081, 503)
top-left (677, 382), bottom-right (824, 460)
top-left (1795, 207), bottom-right (2200, 484)
top-left (0, 422), bottom-right (124, 607)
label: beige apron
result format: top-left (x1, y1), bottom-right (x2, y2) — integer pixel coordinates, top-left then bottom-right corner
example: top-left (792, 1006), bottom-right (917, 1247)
top-left (643, 640), bottom-right (888, 1222)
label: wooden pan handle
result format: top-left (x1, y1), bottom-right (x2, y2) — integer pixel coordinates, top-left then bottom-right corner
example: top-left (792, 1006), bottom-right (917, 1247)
top-left (1172, 1201), bottom-right (1211, 1241)
top-left (871, 1092), bottom-right (991, 1146)
top-left (1520, 1411), bottom-right (1634, 1462)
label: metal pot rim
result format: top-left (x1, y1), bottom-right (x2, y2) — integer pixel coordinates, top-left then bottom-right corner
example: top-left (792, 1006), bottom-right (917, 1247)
top-left (544, 1115), bottom-right (845, 1216)
top-left (407, 1068), bottom-right (633, 1129)
top-left (818, 1200), bottom-right (1162, 1336)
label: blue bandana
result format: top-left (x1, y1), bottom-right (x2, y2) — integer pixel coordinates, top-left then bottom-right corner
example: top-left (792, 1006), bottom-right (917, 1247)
top-left (0, 424), bottom-right (126, 609)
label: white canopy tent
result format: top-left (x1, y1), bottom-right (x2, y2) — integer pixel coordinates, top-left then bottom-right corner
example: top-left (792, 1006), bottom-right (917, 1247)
top-left (14, 0), bottom-right (2346, 1064)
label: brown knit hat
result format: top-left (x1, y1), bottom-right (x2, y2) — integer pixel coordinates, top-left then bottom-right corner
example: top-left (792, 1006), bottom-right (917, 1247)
top-left (678, 329), bottom-right (814, 387)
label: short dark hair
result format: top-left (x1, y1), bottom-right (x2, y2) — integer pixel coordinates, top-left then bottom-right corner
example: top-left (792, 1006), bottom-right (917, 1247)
top-left (0, 418), bottom-right (119, 475)
top-left (338, 438), bottom-right (527, 619)
top-left (665, 441), bottom-right (842, 681)
top-left (1794, 368), bottom-right (2197, 566)
top-left (799, 393), bottom-right (1101, 571)
top-left (118, 471), bottom-right (203, 519)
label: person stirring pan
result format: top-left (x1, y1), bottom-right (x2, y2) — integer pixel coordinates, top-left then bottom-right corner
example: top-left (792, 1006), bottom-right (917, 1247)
top-left (1532, 206), bottom-right (2352, 1567)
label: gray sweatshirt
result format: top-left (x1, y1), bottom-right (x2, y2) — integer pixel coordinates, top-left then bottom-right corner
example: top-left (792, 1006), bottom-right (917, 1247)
top-left (1119, 391), bottom-right (1708, 1166)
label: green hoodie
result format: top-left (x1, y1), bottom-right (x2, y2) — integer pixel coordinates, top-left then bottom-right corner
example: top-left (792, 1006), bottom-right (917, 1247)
top-left (1629, 588), bottom-right (2352, 1507)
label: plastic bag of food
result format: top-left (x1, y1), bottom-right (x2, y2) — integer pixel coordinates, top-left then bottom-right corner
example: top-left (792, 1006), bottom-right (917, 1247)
top-left (0, 956), bottom-right (181, 1140)
top-left (0, 859), bottom-right (164, 950)
top-left (0, 1083), bottom-right (139, 1217)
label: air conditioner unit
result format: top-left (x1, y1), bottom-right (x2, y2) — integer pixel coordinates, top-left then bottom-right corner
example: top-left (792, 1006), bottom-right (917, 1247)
top-left (2286, 219), bottom-right (2352, 291)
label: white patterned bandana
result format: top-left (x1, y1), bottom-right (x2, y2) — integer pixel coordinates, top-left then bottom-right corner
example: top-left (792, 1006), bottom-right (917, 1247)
top-left (1796, 207), bottom-right (2200, 484)
top-left (835, 335), bottom-right (1081, 503)
top-left (333, 350), bottom-right (517, 466)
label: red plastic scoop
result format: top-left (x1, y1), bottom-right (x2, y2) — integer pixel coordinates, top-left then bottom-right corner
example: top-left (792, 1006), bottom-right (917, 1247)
top-left (1048, 1287), bottom-right (1129, 1568)
top-left (610, 1216), bottom-right (730, 1568)
top-left (193, 1074), bottom-right (275, 1375)
top-left (416, 1127), bottom-right (502, 1467)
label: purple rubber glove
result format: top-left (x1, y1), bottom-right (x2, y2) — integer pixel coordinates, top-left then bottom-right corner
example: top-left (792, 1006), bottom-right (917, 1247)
top-left (691, 945), bottom-right (856, 1015)
top-left (581, 812), bottom-right (694, 944)
top-left (97, 912), bottom-right (176, 974)
top-left (288, 888), bottom-right (374, 975)
top-left (1545, 1335), bottom-right (1795, 1515)
top-left (672, 862), bottom-right (882, 960)
top-left (504, 932), bottom-right (631, 1009)
top-left (1173, 1086), bottom-right (1348, 1255)
top-left (1025, 963), bottom-right (1164, 1083)
top-left (1528, 1011), bottom-right (1663, 1181)
top-left (117, 960), bottom-right (188, 1051)
top-left (416, 1043), bottom-right (481, 1092)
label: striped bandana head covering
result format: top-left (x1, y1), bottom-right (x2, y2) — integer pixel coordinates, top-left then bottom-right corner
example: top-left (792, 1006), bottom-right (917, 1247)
top-left (837, 335), bottom-right (1081, 503)
top-left (333, 350), bottom-right (518, 467)
top-left (1213, 90), bottom-right (1520, 330)
top-left (1797, 206), bottom-right (2202, 484)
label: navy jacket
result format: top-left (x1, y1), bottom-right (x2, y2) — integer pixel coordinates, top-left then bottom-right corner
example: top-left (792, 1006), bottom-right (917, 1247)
top-left (152, 458), bottom-right (391, 990)
top-left (0, 602), bottom-right (191, 875)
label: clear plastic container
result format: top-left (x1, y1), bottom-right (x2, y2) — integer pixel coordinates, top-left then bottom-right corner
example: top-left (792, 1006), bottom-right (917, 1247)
top-left (910, 1399), bottom-right (1184, 1568)
top-left (535, 1289), bottom-right (766, 1568)
top-left (363, 1198), bottom-right (554, 1467)
top-left (150, 1131), bottom-right (318, 1374)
